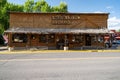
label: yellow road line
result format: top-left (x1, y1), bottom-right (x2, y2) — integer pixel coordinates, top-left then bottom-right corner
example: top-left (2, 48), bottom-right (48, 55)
top-left (0, 57), bottom-right (120, 62)
top-left (0, 50), bottom-right (120, 54)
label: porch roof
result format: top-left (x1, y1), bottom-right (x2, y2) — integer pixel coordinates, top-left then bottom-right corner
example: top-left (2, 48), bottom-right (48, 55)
top-left (5, 27), bottom-right (110, 34)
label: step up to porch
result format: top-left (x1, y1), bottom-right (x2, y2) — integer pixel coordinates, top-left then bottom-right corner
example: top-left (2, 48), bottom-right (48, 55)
top-left (8, 46), bottom-right (49, 51)
top-left (82, 46), bottom-right (104, 50)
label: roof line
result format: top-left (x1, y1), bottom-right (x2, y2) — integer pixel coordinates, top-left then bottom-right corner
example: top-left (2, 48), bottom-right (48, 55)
top-left (9, 11), bottom-right (110, 15)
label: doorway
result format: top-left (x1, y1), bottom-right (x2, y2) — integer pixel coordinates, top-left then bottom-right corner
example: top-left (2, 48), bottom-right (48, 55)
top-left (85, 34), bottom-right (91, 46)
top-left (56, 34), bottom-right (69, 49)
top-left (30, 34), bottom-right (38, 46)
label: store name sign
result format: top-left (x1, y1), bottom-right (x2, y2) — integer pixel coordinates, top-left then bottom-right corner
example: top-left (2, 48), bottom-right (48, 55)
top-left (51, 15), bottom-right (80, 25)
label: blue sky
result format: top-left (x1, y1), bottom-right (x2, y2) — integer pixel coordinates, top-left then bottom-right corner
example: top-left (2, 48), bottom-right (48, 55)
top-left (8, 0), bottom-right (120, 30)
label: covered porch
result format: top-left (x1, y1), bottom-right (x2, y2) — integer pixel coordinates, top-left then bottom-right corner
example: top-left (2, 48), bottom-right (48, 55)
top-left (5, 27), bottom-right (110, 50)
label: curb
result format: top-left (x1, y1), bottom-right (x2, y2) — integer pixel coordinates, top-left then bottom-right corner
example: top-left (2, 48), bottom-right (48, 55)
top-left (0, 50), bottom-right (120, 54)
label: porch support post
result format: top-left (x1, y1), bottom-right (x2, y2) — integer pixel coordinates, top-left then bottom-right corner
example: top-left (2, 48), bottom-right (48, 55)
top-left (64, 34), bottom-right (69, 50)
top-left (26, 33), bottom-right (31, 49)
top-left (8, 33), bottom-right (14, 51)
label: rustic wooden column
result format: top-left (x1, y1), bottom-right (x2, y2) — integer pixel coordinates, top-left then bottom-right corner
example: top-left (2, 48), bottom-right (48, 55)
top-left (46, 34), bottom-right (49, 46)
top-left (8, 33), bottom-right (14, 51)
top-left (8, 33), bottom-right (12, 47)
top-left (26, 33), bottom-right (31, 48)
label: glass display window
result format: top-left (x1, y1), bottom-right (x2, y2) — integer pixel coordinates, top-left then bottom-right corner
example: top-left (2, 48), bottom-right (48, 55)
top-left (31, 35), bottom-right (36, 40)
top-left (39, 34), bottom-right (47, 43)
top-left (12, 33), bottom-right (28, 43)
top-left (98, 36), bottom-right (104, 43)
top-left (92, 35), bottom-right (97, 42)
top-left (72, 34), bottom-right (83, 43)
top-left (48, 34), bottom-right (55, 43)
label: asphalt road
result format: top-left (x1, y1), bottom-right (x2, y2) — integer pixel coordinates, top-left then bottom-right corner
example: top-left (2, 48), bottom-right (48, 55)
top-left (0, 52), bottom-right (120, 80)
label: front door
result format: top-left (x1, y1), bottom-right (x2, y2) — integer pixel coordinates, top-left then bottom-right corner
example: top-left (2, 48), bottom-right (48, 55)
top-left (30, 34), bottom-right (38, 46)
top-left (56, 34), bottom-right (64, 49)
top-left (85, 34), bottom-right (91, 46)
top-left (56, 34), bottom-right (69, 49)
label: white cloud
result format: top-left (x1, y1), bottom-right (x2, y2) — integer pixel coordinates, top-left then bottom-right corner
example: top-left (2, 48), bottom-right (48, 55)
top-left (108, 17), bottom-right (120, 30)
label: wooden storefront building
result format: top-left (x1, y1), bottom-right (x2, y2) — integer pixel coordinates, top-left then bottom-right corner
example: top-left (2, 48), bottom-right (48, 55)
top-left (5, 12), bottom-right (110, 50)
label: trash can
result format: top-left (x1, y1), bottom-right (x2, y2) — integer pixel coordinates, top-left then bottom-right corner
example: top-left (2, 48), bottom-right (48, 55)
top-left (64, 46), bottom-right (68, 50)
top-left (8, 47), bottom-right (14, 51)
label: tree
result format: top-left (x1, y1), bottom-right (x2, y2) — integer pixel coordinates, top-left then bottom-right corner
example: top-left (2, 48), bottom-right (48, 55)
top-left (0, 24), bottom-right (4, 34)
top-left (51, 1), bottom-right (68, 12)
top-left (40, 1), bottom-right (51, 12)
top-left (24, 0), bottom-right (34, 12)
top-left (118, 29), bottom-right (120, 32)
top-left (0, 0), bottom-right (7, 21)
top-left (0, 0), bottom-right (68, 34)
top-left (0, 1), bottom-right (24, 33)
top-left (1, 3), bottom-right (24, 30)
top-left (0, 0), bottom-right (7, 34)
top-left (34, 0), bottom-right (51, 12)
top-left (59, 2), bottom-right (68, 12)
top-left (8, 3), bottom-right (24, 12)
top-left (26, 0), bottom-right (68, 12)
top-left (33, 0), bottom-right (42, 12)
top-left (51, 6), bottom-right (60, 12)
top-left (0, 0), bottom-right (7, 8)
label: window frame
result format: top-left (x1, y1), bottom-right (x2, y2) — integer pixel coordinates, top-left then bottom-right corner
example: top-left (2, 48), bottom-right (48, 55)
top-left (12, 33), bottom-right (28, 43)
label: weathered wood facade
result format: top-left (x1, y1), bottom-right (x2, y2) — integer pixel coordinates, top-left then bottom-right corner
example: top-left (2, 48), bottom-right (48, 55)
top-left (6, 12), bottom-right (109, 50)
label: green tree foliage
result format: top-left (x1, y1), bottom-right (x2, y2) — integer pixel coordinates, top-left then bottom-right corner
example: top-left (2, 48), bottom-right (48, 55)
top-left (118, 29), bottom-right (120, 32)
top-left (0, 0), bottom-right (68, 34)
top-left (38, 0), bottom-right (51, 12)
top-left (24, 0), bottom-right (34, 12)
top-left (25, 0), bottom-right (68, 12)
top-left (59, 2), bottom-right (68, 12)
top-left (34, 0), bottom-right (51, 12)
top-left (0, 0), bottom-right (7, 34)
top-left (1, 2), bottom-right (24, 31)
top-left (0, 0), bottom-right (7, 16)
top-left (0, 24), bottom-right (4, 34)
top-left (0, 0), bottom-right (7, 8)
top-left (51, 1), bottom-right (68, 12)
top-left (8, 3), bottom-right (24, 12)
top-left (51, 6), bottom-right (60, 12)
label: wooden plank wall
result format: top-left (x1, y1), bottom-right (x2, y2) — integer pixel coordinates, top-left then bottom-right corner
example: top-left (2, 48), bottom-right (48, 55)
top-left (10, 13), bottom-right (108, 29)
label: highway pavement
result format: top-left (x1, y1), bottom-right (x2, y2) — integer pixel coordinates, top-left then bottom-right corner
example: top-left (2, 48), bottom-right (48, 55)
top-left (0, 52), bottom-right (120, 80)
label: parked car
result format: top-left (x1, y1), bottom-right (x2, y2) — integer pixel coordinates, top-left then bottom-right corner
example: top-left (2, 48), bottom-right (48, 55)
top-left (116, 40), bottom-right (120, 44)
top-left (112, 40), bottom-right (117, 44)
top-left (112, 40), bottom-right (120, 44)
top-left (0, 34), bottom-right (8, 46)
top-left (0, 34), bottom-right (5, 45)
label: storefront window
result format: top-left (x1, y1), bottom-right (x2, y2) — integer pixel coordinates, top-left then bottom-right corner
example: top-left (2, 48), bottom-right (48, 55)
top-left (12, 33), bottom-right (28, 43)
top-left (72, 34), bottom-right (83, 43)
top-left (48, 34), bottom-right (55, 43)
top-left (39, 34), bottom-right (46, 43)
top-left (31, 35), bottom-right (36, 40)
top-left (92, 35), bottom-right (97, 42)
top-left (98, 36), bottom-right (104, 42)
